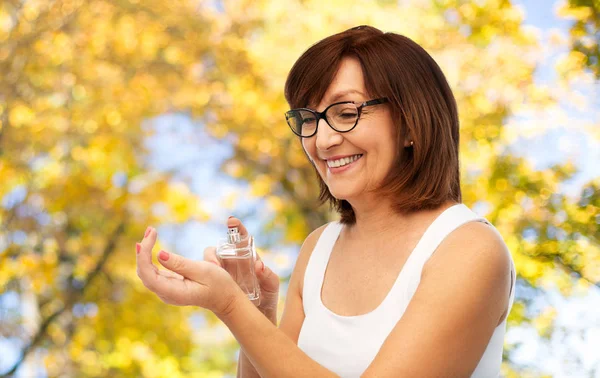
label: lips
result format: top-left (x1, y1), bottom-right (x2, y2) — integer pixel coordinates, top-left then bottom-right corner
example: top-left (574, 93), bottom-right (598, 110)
top-left (321, 154), bottom-right (364, 175)
top-left (326, 154), bottom-right (363, 168)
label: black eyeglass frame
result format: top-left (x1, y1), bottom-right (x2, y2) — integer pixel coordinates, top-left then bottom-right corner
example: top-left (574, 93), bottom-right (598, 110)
top-left (285, 97), bottom-right (389, 138)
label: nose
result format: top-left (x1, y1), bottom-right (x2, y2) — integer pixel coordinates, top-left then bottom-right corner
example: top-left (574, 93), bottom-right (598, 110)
top-left (315, 117), bottom-right (343, 153)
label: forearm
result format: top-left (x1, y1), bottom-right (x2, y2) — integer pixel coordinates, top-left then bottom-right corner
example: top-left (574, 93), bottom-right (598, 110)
top-left (221, 298), bottom-right (337, 378)
top-left (236, 309), bottom-right (277, 378)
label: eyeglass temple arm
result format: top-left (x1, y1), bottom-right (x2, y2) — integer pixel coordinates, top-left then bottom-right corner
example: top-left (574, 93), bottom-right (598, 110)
top-left (360, 98), bottom-right (388, 107)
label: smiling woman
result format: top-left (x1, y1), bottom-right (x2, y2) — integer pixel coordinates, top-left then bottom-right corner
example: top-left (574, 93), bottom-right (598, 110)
top-left (284, 27), bottom-right (461, 224)
top-left (275, 25), bottom-right (515, 378)
top-left (137, 25), bottom-right (516, 378)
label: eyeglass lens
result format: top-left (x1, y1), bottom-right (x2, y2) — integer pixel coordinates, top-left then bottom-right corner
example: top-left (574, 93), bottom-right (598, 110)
top-left (287, 103), bottom-right (359, 137)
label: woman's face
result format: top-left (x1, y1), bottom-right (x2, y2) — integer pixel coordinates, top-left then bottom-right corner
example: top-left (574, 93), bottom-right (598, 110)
top-left (302, 56), bottom-right (401, 201)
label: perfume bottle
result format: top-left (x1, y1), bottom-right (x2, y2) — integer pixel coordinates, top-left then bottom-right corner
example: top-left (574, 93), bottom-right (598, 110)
top-left (216, 227), bottom-right (260, 304)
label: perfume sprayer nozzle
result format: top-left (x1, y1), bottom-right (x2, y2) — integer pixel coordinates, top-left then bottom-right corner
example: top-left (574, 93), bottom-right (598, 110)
top-left (227, 227), bottom-right (241, 244)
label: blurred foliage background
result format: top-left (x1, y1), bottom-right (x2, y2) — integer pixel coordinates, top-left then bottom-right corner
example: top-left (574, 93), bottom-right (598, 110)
top-left (0, 0), bottom-right (599, 377)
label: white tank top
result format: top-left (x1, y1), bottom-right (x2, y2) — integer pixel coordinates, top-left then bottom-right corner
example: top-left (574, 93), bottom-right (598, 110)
top-left (297, 203), bottom-right (516, 377)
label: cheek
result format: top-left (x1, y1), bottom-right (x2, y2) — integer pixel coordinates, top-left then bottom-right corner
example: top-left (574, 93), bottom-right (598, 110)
top-left (381, 122), bottom-right (399, 160)
top-left (302, 139), bottom-right (315, 161)
top-left (302, 139), bottom-right (326, 175)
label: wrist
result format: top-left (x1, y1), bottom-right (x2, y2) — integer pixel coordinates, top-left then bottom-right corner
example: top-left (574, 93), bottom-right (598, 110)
top-left (216, 290), bottom-right (245, 322)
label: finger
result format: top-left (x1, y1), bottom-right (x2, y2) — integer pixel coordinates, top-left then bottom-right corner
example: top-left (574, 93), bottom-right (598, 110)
top-left (226, 216), bottom-right (255, 251)
top-left (254, 248), bottom-right (262, 262)
top-left (254, 260), bottom-right (279, 294)
top-left (136, 228), bottom-right (203, 305)
top-left (154, 271), bottom-right (201, 305)
top-left (157, 249), bottom-right (214, 283)
top-left (203, 246), bottom-right (221, 267)
top-left (157, 269), bottom-right (184, 280)
top-left (226, 216), bottom-right (249, 238)
top-left (136, 226), bottom-right (158, 286)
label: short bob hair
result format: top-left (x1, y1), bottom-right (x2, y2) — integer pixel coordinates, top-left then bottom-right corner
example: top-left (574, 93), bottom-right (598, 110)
top-left (284, 25), bottom-right (461, 225)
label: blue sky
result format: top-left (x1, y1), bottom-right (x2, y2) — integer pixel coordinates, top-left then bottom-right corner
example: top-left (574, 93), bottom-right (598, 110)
top-left (509, 0), bottom-right (599, 197)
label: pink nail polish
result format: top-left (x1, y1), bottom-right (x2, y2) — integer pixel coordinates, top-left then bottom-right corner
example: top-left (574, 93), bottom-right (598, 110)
top-left (144, 227), bottom-right (151, 238)
top-left (136, 243), bottom-right (141, 254)
top-left (158, 250), bottom-right (169, 261)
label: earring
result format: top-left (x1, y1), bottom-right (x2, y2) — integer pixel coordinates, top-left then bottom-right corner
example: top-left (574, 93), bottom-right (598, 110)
top-left (410, 140), bottom-right (414, 146)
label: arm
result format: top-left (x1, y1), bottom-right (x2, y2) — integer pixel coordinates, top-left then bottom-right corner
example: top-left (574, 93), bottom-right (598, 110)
top-left (235, 224), bottom-right (328, 378)
top-left (222, 298), bottom-right (336, 378)
top-left (136, 224), bottom-right (332, 377)
top-left (236, 306), bottom-right (277, 378)
top-left (361, 221), bottom-right (513, 377)
top-left (222, 221), bottom-right (512, 378)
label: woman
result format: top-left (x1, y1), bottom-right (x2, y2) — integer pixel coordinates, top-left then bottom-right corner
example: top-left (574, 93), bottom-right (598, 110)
top-left (136, 25), bottom-right (516, 377)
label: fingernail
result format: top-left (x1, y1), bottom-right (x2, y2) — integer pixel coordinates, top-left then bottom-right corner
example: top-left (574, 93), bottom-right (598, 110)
top-left (228, 216), bottom-right (234, 219)
top-left (159, 250), bottom-right (169, 261)
top-left (261, 261), bottom-right (265, 273)
top-left (136, 243), bottom-right (141, 254)
top-left (144, 227), bottom-right (152, 238)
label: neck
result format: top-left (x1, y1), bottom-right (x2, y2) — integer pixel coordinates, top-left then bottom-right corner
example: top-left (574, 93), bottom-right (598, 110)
top-left (344, 196), bottom-right (457, 242)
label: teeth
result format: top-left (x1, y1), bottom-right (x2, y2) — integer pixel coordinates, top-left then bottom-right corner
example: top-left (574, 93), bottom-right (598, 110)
top-left (327, 154), bottom-right (362, 168)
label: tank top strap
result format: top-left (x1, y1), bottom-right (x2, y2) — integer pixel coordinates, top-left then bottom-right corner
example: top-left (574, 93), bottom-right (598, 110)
top-left (302, 222), bottom-right (344, 316)
top-left (400, 203), bottom-right (494, 300)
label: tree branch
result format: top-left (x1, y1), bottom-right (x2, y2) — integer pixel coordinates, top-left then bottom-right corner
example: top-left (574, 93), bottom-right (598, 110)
top-left (555, 255), bottom-right (600, 290)
top-left (0, 221), bottom-right (127, 377)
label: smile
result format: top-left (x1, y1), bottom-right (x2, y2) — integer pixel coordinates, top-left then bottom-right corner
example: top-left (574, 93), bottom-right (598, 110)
top-left (326, 154), bottom-right (363, 168)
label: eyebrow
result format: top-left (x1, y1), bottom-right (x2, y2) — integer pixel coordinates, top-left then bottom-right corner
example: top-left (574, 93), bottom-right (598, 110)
top-left (327, 89), bottom-right (366, 104)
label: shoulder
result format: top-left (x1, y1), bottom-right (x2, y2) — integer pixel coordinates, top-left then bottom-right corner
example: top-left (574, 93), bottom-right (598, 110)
top-left (300, 222), bottom-right (331, 255)
top-left (277, 223), bottom-right (332, 341)
top-left (425, 220), bottom-right (511, 274)
top-left (424, 220), bottom-right (513, 321)
top-left (363, 220), bottom-right (514, 377)
top-left (293, 223), bottom-right (331, 291)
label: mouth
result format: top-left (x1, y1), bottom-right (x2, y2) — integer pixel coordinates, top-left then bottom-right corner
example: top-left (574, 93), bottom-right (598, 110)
top-left (325, 154), bottom-right (363, 172)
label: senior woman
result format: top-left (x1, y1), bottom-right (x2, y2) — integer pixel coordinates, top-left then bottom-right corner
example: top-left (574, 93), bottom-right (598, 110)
top-left (136, 25), bottom-right (516, 377)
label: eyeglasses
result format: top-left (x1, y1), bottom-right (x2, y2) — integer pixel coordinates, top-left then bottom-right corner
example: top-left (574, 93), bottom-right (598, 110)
top-left (285, 97), bottom-right (389, 138)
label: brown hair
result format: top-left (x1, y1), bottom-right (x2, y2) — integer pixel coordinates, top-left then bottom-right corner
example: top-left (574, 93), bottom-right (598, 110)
top-left (284, 25), bottom-right (461, 224)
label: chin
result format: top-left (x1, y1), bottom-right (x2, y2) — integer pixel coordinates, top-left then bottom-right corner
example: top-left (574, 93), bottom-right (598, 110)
top-left (329, 193), bottom-right (348, 201)
top-left (326, 187), bottom-right (356, 202)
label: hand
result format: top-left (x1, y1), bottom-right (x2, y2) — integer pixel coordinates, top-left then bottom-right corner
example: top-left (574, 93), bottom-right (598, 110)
top-left (204, 217), bottom-right (280, 320)
top-left (135, 226), bottom-right (243, 318)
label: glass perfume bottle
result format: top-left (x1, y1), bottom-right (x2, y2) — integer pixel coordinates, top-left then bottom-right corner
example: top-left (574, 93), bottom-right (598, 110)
top-left (216, 227), bottom-right (260, 304)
